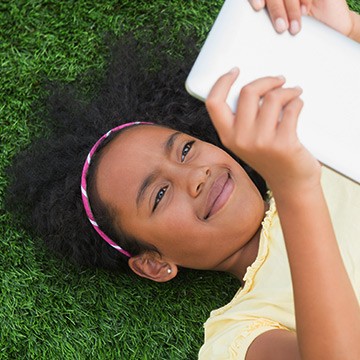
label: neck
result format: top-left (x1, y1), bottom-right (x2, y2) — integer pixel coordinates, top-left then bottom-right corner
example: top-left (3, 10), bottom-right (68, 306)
top-left (228, 226), bottom-right (262, 283)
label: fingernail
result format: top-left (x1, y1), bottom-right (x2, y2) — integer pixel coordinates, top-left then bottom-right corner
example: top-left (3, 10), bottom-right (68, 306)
top-left (294, 86), bottom-right (302, 91)
top-left (275, 18), bottom-right (287, 33)
top-left (277, 75), bottom-right (286, 81)
top-left (301, 5), bottom-right (308, 15)
top-left (290, 20), bottom-right (300, 35)
top-left (251, 0), bottom-right (265, 10)
top-left (229, 67), bottom-right (239, 74)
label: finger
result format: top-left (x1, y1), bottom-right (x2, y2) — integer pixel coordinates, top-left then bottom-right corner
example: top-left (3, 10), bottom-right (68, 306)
top-left (277, 96), bottom-right (304, 139)
top-left (266, 0), bottom-right (289, 33)
top-left (283, 0), bottom-right (302, 35)
top-left (248, 0), bottom-right (266, 11)
top-left (239, 75), bottom-right (286, 99)
top-left (300, 0), bottom-right (312, 15)
top-left (257, 86), bottom-right (303, 132)
top-left (235, 75), bottom-right (286, 124)
top-left (206, 67), bottom-right (240, 135)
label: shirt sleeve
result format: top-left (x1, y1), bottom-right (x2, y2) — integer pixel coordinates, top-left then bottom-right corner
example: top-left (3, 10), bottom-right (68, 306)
top-left (199, 318), bottom-right (289, 360)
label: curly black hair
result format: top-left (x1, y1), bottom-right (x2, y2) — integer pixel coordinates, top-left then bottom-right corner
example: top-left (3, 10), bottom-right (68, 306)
top-left (6, 33), bottom-right (267, 273)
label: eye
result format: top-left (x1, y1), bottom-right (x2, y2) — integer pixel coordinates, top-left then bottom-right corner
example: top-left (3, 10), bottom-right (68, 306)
top-left (153, 186), bottom-right (168, 212)
top-left (181, 141), bottom-right (195, 162)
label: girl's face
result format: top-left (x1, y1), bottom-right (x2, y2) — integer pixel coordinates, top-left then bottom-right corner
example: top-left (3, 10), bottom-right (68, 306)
top-left (96, 125), bottom-right (265, 271)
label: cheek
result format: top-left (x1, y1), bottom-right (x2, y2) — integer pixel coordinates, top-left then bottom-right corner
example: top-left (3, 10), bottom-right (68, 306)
top-left (121, 201), bottom-right (195, 248)
top-left (234, 190), bottom-right (264, 225)
top-left (143, 210), bottom-right (206, 254)
top-left (152, 206), bottom-right (198, 240)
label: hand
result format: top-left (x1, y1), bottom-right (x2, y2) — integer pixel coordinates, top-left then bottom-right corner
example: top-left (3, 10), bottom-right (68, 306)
top-left (205, 68), bottom-right (321, 194)
top-left (307, 0), bottom-right (353, 36)
top-left (249, 0), bottom-right (353, 36)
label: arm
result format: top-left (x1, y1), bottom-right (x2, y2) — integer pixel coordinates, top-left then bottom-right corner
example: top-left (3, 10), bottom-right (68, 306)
top-left (206, 68), bottom-right (360, 359)
top-left (272, 173), bottom-right (360, 359)
top-left (249, 0), bottom-right (360, 42)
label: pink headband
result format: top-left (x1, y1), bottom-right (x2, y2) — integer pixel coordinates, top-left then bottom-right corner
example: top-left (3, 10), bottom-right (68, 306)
top-left (80, 121), bottom-right (153, 258)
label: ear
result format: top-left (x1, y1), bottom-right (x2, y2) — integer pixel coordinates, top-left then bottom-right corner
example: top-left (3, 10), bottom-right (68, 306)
top-left (128, 252), bottom-right (178, 282)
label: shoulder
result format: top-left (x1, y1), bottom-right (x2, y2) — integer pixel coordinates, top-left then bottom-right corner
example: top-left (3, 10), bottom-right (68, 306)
top-left (199, 317), bottom-right (290, 360)
top-left (246, 329), bottom-right (301, 360)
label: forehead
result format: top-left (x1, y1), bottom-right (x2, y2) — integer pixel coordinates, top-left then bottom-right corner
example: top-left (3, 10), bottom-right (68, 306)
top-left (95, 125), bottom-right (177, 209)
top-left (99, 124), bottom-right (176, 167)
top-left (103, 123), bottom-right (170, 149)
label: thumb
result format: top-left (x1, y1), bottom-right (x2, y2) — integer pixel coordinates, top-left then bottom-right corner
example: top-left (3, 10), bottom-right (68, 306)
top-left (206, 67), bottom-right (239, 138)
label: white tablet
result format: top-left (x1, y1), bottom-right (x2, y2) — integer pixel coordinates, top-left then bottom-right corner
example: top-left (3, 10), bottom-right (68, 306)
top-left (186, 0), bottom-right (360, 183)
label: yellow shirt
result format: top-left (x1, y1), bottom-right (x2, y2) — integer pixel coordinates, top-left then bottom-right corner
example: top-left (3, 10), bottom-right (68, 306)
top-left (199, 167), bottom-right (360, 359)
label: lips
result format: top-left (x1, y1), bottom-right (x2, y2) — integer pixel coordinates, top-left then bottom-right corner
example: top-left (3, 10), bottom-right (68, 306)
top-left (204, 172), bottom-right (234, 219)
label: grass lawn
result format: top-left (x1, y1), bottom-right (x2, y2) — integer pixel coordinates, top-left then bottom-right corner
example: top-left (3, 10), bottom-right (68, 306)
top-left (1, 1), bottom-right (359, 359)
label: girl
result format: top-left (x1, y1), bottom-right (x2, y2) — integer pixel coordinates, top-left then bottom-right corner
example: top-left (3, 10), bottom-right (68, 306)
top-left (6, 0), bottom-right (360, 359)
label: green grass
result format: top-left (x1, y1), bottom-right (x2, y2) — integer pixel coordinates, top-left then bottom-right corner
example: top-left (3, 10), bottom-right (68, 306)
top-left (1, 1), bottom-right (359, 359)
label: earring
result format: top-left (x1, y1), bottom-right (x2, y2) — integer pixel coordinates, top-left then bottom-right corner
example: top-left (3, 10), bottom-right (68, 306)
top-left (167, 268), bottom-right (172, 274)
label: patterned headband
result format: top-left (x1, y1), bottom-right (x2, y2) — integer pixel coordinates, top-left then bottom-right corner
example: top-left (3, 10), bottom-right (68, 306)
top-left (81, 121), bottom-right (153, 258)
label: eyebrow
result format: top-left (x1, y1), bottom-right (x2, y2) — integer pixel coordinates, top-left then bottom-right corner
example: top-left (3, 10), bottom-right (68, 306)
top-left (164, 131), bottom-right (181, 157)
top-left (136, 131), bottom-right (181, 209)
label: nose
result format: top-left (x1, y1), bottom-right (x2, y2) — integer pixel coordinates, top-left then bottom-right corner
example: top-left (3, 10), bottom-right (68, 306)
top-left (187, 166), bottom-right (211, 198)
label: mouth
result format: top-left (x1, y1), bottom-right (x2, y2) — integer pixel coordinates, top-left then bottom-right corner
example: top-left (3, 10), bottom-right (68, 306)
top-left (204, 172), bottom-right (234, 219)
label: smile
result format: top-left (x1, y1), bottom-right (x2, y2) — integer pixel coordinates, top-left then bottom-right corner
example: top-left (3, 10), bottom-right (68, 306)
top-left (204, 172), bottom-right (234, 219)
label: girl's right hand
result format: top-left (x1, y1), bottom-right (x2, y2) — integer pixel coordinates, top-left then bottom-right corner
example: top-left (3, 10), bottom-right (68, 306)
top-left (206, 68), bottom-right (321, 195)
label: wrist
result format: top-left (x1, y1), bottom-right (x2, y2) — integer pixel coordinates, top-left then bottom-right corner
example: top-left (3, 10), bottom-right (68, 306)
top-left (348, 11), bottom-right (360, 43)
top-left (271, 181), bottom-right (324, 218)
top-left (267, 163), bottom-right (322, 201)
top-left (269, 173), bottom-right (322, 204)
